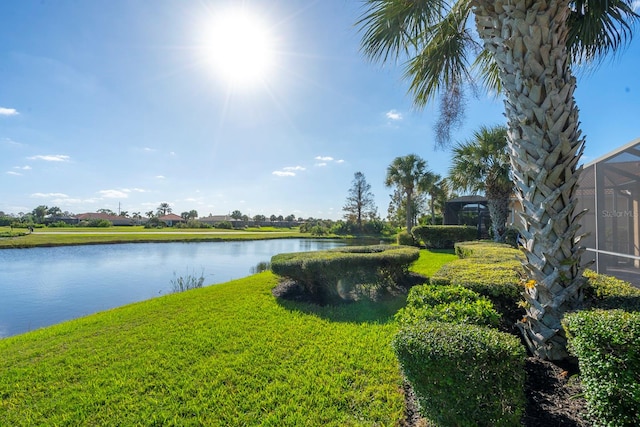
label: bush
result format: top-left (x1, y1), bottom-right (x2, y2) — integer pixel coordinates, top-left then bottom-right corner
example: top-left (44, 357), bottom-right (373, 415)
top-left (396, 284), bottom-right (501, 327)
top-left (583, 270), bottom-right (640, 312)
top-left (396, 230), bottom-right (417, 246)
top-left (271, 245), bottom-right (419, 303)
top-left (214, 221), bottom-right (232, 229)
top-left (564, 310), bottom-right (640, 426)
top-left (85, 219), bottom-right (112, 228)
top-left (393, 321), bottom-right (526, 426)
top-left (169, 269), bottom-right (206, 293)
top-left (144, 217), bottom-right (165, 229)
top-left (411, 225), bottom-right (477, 249)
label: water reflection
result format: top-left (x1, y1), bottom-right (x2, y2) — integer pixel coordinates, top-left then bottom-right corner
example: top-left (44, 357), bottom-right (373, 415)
top-left (0, 239), bottom-right (344, 338)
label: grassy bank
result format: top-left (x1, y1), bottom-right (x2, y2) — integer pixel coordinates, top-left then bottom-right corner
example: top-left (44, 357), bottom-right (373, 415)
top-left (0, 226), bottom-right (303, 249)
top-left (0, 249), bottom-right (455, 425)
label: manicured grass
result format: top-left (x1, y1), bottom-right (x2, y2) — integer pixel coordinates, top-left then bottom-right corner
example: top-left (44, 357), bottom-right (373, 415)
top-left (0, 248), bottom-right (455, 425)
top-left (409, 248), bottom-right (458, 278)
top-left (0, 272), bottom-right (405, 426)
top-left (0, 226), bottom-right (303, 249)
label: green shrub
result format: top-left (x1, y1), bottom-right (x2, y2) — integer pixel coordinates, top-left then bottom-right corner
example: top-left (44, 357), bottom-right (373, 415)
top-left (396, 230), bottom-right (416, 246)
top-left (564, 310), bottom-right (640, 427)
top-left (86, 219), bottom-right (112, 228)
top-left (271, 245), bottom-right (419, 303)
top-left (583, 270), bottom-right (640, 311)
top-left (411, 225), bottom-right (477, 249)
top-left (214, 221), bottom-right (232, 229)
top-left (169, 269), bottom-right (206, 293)
top-left (396, 284), bottom-right (501, 327)
top-left (144, 217), bottom-right (165, 229)
top-left (393, 321), bottom-right (526, 426)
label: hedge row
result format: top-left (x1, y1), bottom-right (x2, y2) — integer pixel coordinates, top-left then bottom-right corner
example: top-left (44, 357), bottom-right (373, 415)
top-left (395, 284), bottom-right (501, 327)
top-left (583, 269), bottom-right (640, 312)
top-left (394, 283), bottom-right (525, 426)
top-left (564, 309), bottom-right (640, 426)
top-left (270, 245), bottom-right (419, 303)
top-left (411, 225), bottom-right (477, 249)
top-left (430, 242), bottom-right (525, 311)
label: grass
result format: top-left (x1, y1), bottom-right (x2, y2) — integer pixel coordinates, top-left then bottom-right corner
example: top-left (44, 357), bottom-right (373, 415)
top-left (0, 249), bottom-right (455, 425)
top-left (0, 226), bottom-right (303, 249)
top-left (409, 248), bottom-right (458, 278)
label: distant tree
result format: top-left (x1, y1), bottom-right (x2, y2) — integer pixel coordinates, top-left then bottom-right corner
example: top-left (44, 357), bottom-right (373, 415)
top-left (285, 214), bottom-right (296, 222)
top-left (385, 154), bottom-right (438, 230)
top-left (31, 205), bottom-right (48, 223)
top-left (188, 210), bottom-right (198, 220)
top-left (97, 208), bottom-right (116, 215)
top-left (253, 214), bottom-right (266, 222)
top-left (343, 172), bottom-right (377, 230)
top-left (231, 210), bottom-right (243, 220)
top-left (277, 215), bottom-right (284, 221)
top-left (449, 125), bottom-right (513, 242)
top-left (145, 210), bottom-right (155, 219)
top-left (270, 214), bottom-right (277, 222)
top-left (181, 211), bottom-right (190, 221)
top-left (156, 203), bottom-right (172, 216)
top-left (46, 206), bottom-right (62, 218)
top-left (241, 214), bottom-right (249, 222)
top-left (387, 187), bottom-right (426, 228)
top-left (119, 211), bottom-right (129, 218)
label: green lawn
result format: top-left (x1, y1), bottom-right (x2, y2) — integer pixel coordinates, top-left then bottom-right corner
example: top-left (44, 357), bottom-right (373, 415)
top-left (0, 249), bottom-right (456, 425)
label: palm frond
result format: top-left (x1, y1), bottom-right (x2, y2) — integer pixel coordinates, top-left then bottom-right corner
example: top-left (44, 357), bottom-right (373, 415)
top-left (567, 0), bottom-right (640, 63)
top-left (404, 0), bottom-right (476, 106)
top-left (471, 48), bottom-right (502, 95)
top-left (356, 0), bottom-right (450, 63)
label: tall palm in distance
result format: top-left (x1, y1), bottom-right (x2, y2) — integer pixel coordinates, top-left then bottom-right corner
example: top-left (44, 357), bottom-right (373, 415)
top-left (385, 154), bottom-right (438, 231)
top-left (449, 125), bottom-right (513, 242)
top-left (358, 0), bottom-right (638, 360)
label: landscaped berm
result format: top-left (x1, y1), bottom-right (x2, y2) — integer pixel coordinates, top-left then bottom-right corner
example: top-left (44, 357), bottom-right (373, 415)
top-left (1, 243), bottom-right (639, 426)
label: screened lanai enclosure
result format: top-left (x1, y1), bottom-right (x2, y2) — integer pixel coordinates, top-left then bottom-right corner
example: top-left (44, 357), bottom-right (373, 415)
top-left (576, 137), bottom-right (640, 287)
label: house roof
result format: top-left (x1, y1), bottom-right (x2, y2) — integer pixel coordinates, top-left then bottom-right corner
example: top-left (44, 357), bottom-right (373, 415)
top-left (76, 213), bottom-right (126, 221)
top-left (447, 195), bottom-right (487, 204)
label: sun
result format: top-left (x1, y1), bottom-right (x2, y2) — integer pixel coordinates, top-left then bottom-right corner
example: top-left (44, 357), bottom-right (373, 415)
top-left (201, 8), bottom-right (276, 89)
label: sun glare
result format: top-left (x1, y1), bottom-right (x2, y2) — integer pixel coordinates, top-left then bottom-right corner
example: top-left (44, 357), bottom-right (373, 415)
top-left (202, 8), bottom-right (276, 89)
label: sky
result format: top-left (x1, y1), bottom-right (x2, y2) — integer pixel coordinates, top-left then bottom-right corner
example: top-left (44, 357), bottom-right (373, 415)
top-left (1, 0), bottom-right (639, 220)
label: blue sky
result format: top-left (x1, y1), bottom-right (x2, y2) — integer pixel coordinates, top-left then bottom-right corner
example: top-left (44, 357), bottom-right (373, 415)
top-left (1, 0), bottom-right (639, 220)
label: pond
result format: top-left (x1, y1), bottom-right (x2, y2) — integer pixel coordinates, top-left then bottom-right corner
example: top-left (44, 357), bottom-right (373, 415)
top-left (0, 239), bottom-right (345, 338)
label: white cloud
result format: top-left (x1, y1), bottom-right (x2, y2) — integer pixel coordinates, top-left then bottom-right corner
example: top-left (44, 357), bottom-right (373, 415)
top-left (336, 159), bottom-right (345, 164)
top-left (272, 170), bottom-right (295, 177)
top-left (143, 147), bottom-right (156, 152)
top-left (0, 107), bottom-right (19, 116)
top-left (6, 171), bottom-right (21, 176)
top-left (315, 162), bottom-right (327, 167)
top-left (98, 189), bottom-right (129, 199)
top-left (14, 165), bottom-right (31, 170)
top-left (315, 156), bottom-right (334, 161)
top-left (31, 192), bottom-right (69, 198)
top-left (28, 154), bottom-right (70, 162)
top-left (155, 175), bottom-right (165, 179)
top-left (283, 166), bottom-right (306, 171)
top-left (3, 138), bottom-right (24, 146)
top-left (122, 188), bottom-right (146, 193)
top-left (633, 0), bottom-right (640, 12)
top-left (386, 109), bottom-right (403, 121)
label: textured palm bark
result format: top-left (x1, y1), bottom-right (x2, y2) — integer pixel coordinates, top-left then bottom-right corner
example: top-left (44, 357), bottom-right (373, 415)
top-left (486, 186), bottom-right (511, 242)
top-left (472, 0), bottom-right (587, 360)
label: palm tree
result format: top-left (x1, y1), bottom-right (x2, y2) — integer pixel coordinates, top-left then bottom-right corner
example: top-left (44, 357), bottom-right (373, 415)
top-left (449, 125), bottom-right (513, 242)
top-left (358, 0), bottom-right (638, 360)
top-left (385, 154), bottom-right (438, 231)
top-left (157, 203), bottom-right (172, 216)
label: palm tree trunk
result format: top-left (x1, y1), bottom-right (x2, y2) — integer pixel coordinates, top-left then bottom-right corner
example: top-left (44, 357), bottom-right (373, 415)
top-left (486, 187), bottom-right (510, 242)
top-left (473, 0), bottom-right (587, 360)
top-left (406, 192), bottom-right (413, 231)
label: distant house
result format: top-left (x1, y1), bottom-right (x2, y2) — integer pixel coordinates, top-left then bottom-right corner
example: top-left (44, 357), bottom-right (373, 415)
top-left (158, 213), bottom-right (185, 227)
top-left (198, 214), bottom-right (236, 226)
top-left (76, 213), bottom-right (134, 226)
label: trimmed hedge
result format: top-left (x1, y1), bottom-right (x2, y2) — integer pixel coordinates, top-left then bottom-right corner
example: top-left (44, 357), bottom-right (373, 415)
top-left (395, 284), bottom-right (501, 327)
top-left (583, 269), bottom-right (640, 312)
top-left (430, 242), bottom-right (524, 306)
top-left (394, 322), bottom-right (526, 427)
top-left (411, 225), bottom-right (477, 249)
top-left (270, 245), bottom-right (419, 303)
top-left (564, 310), bottom-right (640, 427)
top-left (396, 230), bottom-right (417, 246)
